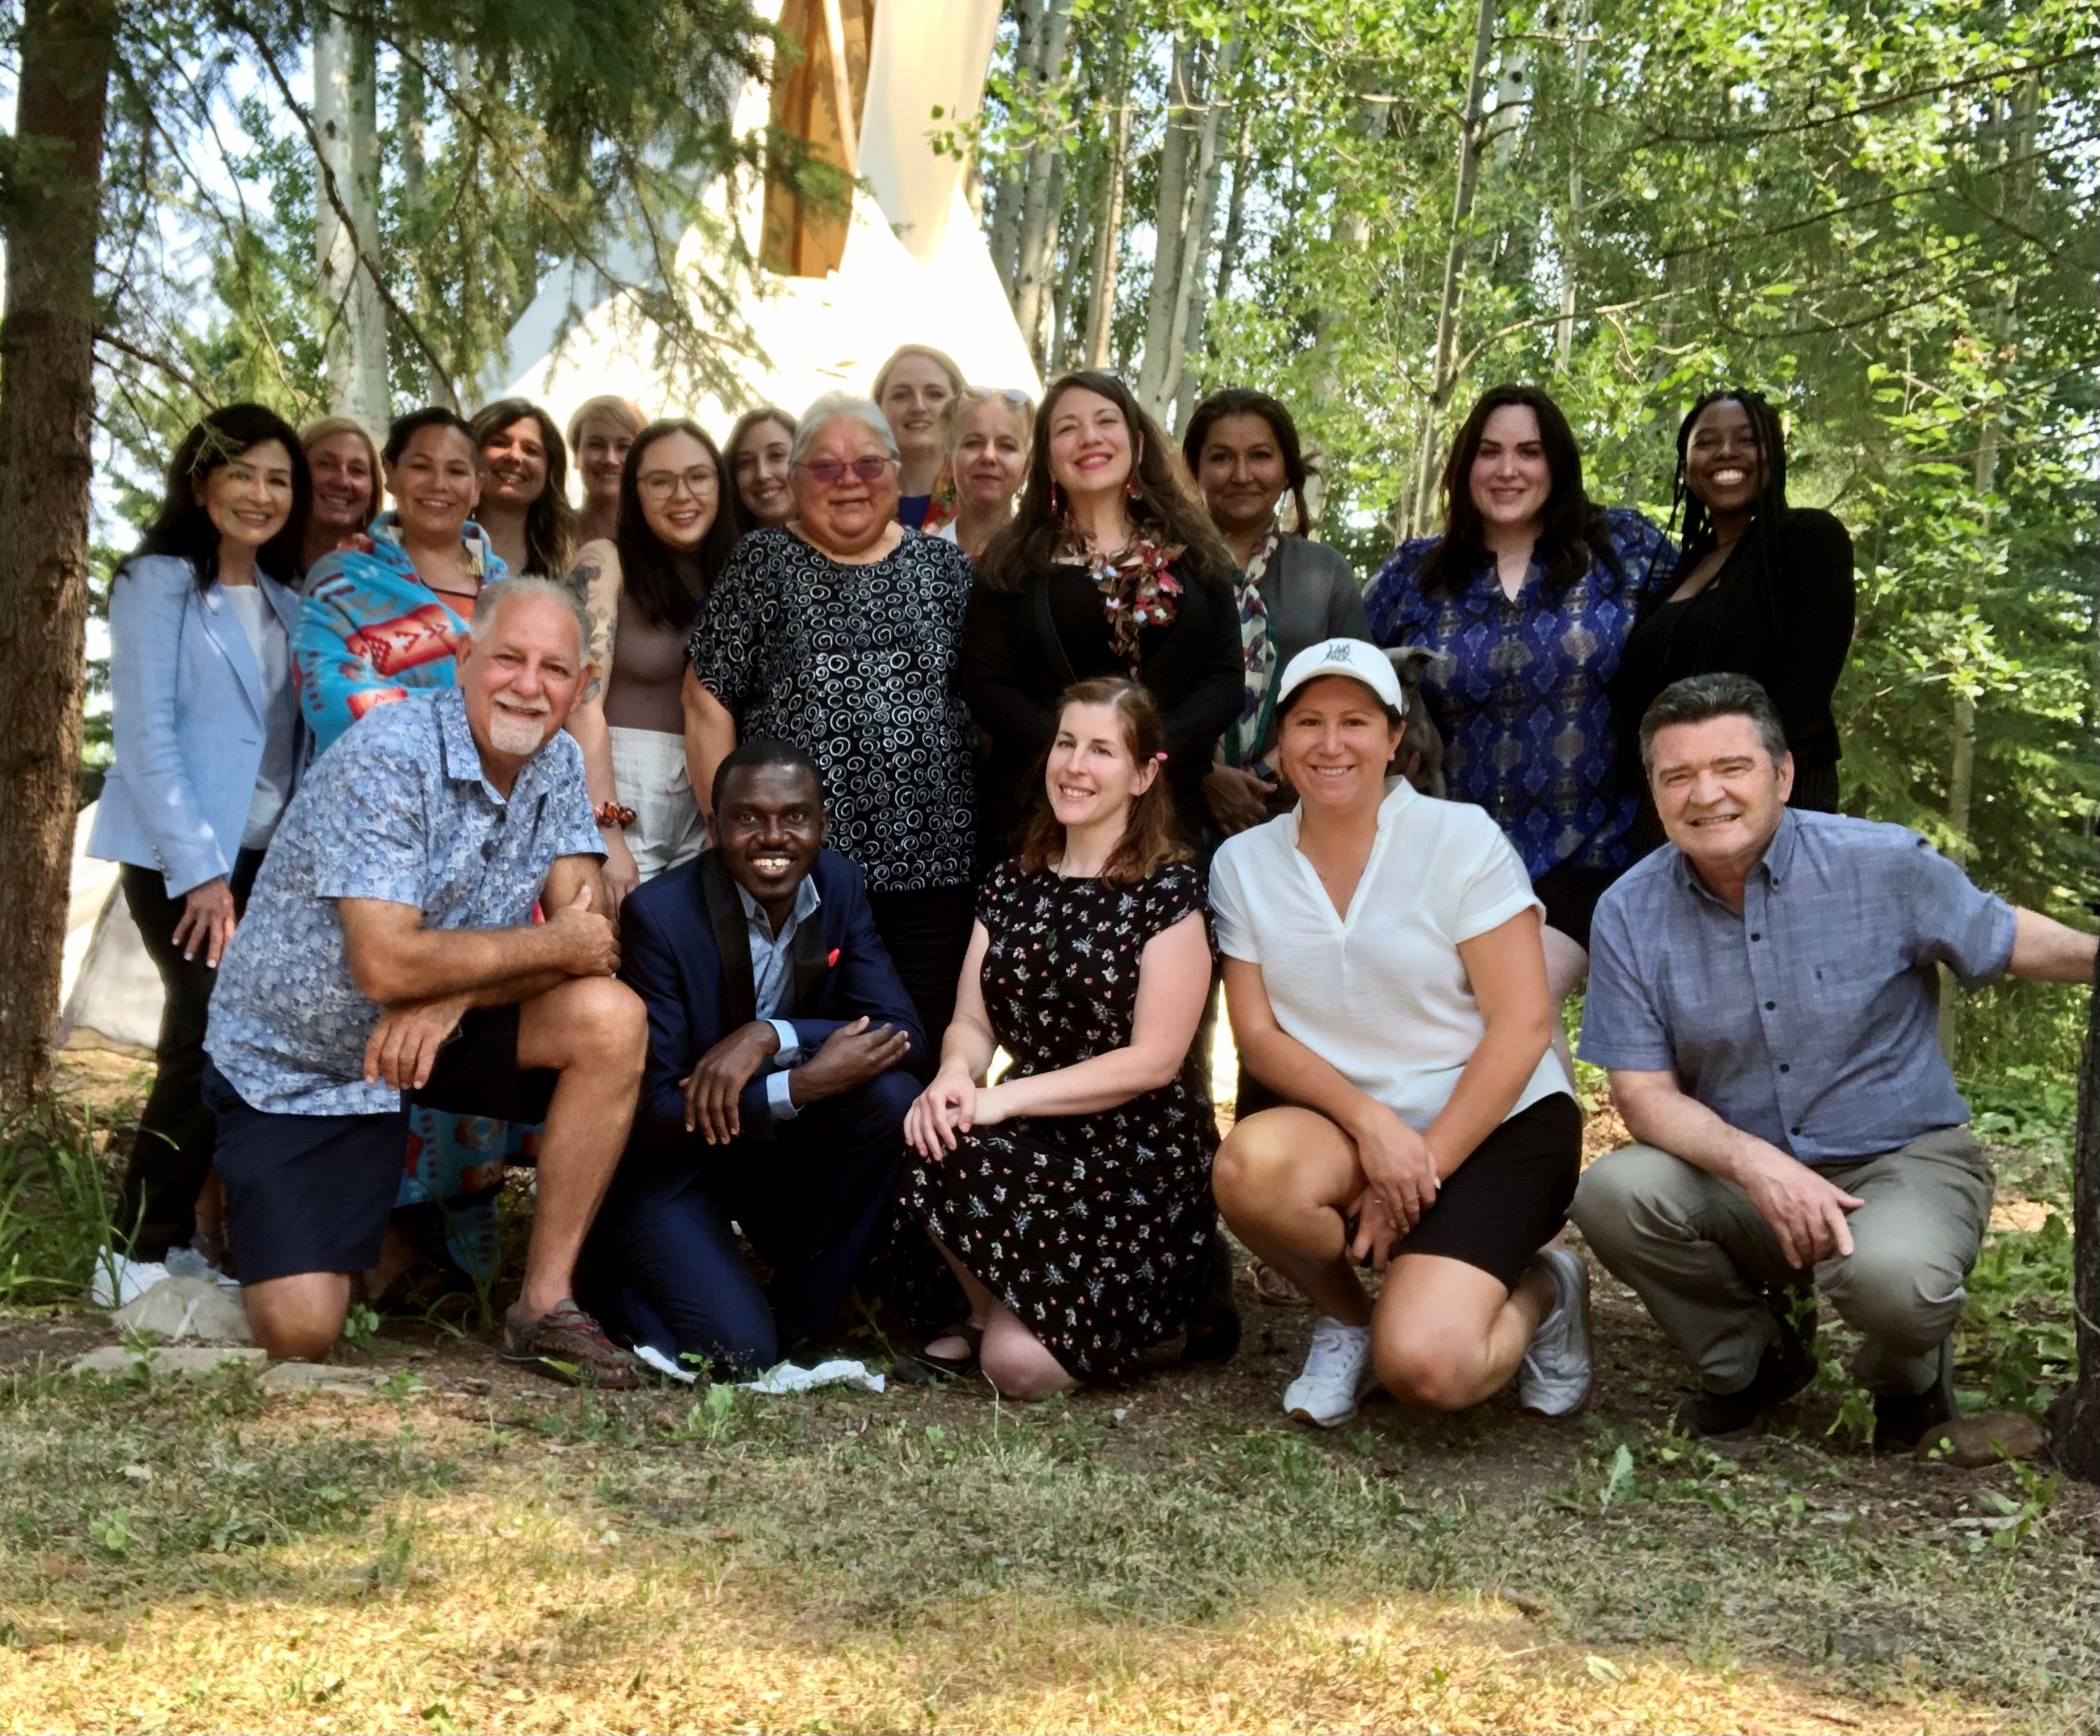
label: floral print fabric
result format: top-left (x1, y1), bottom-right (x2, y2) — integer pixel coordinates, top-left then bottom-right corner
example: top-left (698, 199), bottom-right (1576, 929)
top-left (903, 860), bottom-right (1219, 1378)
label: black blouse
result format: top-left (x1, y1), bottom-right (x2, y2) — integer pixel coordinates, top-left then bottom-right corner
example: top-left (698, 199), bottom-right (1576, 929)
top-left (1614, 507), bottom-right (1856, 775)
top-left (961, 562), bottom-right (1243, 848)
top-left (689, 526), bottom-right (978, 892)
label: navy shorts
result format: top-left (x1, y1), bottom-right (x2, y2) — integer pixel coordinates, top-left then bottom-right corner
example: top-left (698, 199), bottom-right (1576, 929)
top-left (205, 1007), bottom-right (558, 1284)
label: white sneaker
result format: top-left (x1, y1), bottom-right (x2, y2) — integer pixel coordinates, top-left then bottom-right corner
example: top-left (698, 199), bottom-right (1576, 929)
top-left (1283, 1316), bottom-right (1375, 1428)
top-left (88, 1250), bottom-right (168, 1311)
top-left (1519, 1248), bottom-right (1593, 1416)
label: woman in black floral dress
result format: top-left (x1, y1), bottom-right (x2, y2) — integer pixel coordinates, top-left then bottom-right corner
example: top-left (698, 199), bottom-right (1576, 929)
top-left (903, 678), bottom-right (1219, 1398)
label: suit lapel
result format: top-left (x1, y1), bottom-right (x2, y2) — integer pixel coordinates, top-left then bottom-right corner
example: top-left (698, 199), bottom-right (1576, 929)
top-left (697, 850), bottom-right (758, 1031)
top-left (788, 906), bottom-right (829, 1012)
top-left (198, 584), bottom-right (267, 721)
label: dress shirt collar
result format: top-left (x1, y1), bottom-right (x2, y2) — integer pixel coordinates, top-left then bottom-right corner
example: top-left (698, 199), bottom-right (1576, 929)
top-left (734, 872), bottom-right (822, 941)
top-left (1670, 805), bottom-right (1799, 908)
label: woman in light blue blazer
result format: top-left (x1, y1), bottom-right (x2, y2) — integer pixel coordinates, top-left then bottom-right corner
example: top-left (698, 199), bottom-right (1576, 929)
top-left (89, 403), bottom-right (311, 1269)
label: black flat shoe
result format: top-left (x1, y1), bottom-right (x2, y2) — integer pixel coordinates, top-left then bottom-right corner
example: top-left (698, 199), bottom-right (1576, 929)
top-left (890, 1320), bottom-right (983, 1384)
top-left (1872, 1338), bottom-right (1958, 1450)
top-left (1674, 1307), bottom-right (1817, 1438)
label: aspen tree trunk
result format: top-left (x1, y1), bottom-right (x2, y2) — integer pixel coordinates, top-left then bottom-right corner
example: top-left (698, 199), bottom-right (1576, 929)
top-left (1410, 0), bottom-right (1499, 528)
top-left (1160, 37), bottom-right (1240, 426)
top-left (315, 2), bottom-right (389, 426)
top-left (1940, 81), bottom-right (2034, 1058)
top-left (989, 0), bottom-right (1045, 298)
top-left (1012, 0), bottom-right (1074, 368)
top-left (1135, 39), bottom-right (1202, 415)
top-left (397, 35), bottom-right (451, 405)
top-left (0, 0), bottom-right (116, 1113)
top-left (1555, 0), bottom-right (1591, 369)
top-left (1083, 38), bottom-right (1134, 370)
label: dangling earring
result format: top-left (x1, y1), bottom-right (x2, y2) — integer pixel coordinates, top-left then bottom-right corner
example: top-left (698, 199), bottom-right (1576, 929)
top-left (1050, 479), bottom-right (1067, 521)
top-left (1126, 471), bottom-right (1142, 503)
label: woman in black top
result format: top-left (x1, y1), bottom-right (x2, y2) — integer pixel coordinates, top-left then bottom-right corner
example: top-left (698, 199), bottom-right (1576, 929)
top-left (1616, 388), bottom-right (1855, 846)
top-left (963, 370), bottom-right (1243, 852)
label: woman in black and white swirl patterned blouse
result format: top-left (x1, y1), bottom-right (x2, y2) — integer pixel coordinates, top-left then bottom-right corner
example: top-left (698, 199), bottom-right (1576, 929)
top-left (684, 391), bottom-right (979, 1038)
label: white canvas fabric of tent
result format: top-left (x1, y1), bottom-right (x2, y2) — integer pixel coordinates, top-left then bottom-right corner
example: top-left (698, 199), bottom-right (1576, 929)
top-left (493, 0), bottom-right (1037, 437)
top-left (60, 803), bottom-right (163, 1057)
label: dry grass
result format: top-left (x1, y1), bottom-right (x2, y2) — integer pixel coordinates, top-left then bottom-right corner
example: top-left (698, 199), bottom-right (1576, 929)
top-left (0, 1357), bottom-right (2089, 1734)
top-left (0, 1054), bottom-right (2089, 1734)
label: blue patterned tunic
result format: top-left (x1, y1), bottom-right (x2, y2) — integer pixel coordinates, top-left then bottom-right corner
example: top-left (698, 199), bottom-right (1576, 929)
top-left (1364, 509), bottom-right (1674, 877)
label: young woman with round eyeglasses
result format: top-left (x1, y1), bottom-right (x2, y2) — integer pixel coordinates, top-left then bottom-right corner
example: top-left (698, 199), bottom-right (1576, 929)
top-left (564, 419), bottom-right (743, 906)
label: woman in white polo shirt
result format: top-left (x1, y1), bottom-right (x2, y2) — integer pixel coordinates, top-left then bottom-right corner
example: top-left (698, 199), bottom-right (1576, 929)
top-left (1209, 639), bottom-right (1591, 1428)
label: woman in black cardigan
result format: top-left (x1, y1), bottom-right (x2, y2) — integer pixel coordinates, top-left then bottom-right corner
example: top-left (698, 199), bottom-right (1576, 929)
top-left (964, 370), bottom-right (1243, 855)
top-left (1616, 388), bottom-right (1856, 850)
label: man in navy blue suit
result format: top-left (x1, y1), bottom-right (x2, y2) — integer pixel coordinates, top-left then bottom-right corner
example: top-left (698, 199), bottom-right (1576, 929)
top-left (585, 737), bottom-right (932, 1377)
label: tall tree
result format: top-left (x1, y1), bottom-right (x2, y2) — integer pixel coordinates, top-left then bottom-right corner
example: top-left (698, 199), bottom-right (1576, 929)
top-left (312, 1), bottom-right (389, 424)
top-left (0, 0), bottom-right (118, 1115)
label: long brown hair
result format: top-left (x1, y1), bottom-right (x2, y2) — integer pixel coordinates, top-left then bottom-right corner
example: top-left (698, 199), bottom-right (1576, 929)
top-left (469, 398), bottom-right (578, 578)
top-left (1016, 678), bottom-right (1190, 885)
top-left (1417, 382), bottom-right (1623, 603)
top-left (977, 370), bottom-right (1236, 596)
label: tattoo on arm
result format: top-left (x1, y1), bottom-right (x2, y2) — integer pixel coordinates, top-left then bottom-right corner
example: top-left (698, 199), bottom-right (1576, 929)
top-left (564, 555), bottom-right (619, 705)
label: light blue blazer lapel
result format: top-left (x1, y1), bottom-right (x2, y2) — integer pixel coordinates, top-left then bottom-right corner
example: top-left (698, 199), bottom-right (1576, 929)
top-left (197, 581), bottom-right (267, 723)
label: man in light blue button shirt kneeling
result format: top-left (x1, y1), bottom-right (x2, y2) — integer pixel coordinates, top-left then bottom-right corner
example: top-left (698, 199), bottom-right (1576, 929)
top-left (1573, 674), bottom-right (2096, 1447)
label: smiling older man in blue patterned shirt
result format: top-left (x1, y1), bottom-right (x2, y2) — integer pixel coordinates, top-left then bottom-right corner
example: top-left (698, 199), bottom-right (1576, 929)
top-left (1574, 674), bottom-right (2098, 1450)
top-left (204, 578), bottom-right (647, 1384)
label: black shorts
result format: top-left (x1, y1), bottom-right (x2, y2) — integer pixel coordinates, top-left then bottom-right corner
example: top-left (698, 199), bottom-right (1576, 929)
top-left (1376, 1093), bottom-right (1582, 1290)
top-left (205, 1007), bottom-right (558, 1284)
top-left (1531, 862), bottom-right (1619, 953)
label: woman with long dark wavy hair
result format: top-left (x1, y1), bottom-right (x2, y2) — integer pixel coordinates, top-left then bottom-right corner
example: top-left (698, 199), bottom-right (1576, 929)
top-left (88, 403), bottom-right (311, 1284)
top-left (1613, 388), bottom-right (1855, 852)
top-left (962, 370), bottom-right (1244, 854)
top-left (1364, 382), bottom-right (1673, 1070)
top-left (901, 678), bottom-right (1220, 1397)
top-left (470, 398), bottom-right (577, 579)
top-left (564, 418), bottom-right (742, 906)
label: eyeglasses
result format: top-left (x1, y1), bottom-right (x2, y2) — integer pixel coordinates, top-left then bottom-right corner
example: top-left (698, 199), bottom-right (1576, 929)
top-left (961, 387), bottom-right (1034, 409)
top-left (796, 455), bottom-right (899, 487)
top-left (638, 467), bottom-right (720, 502)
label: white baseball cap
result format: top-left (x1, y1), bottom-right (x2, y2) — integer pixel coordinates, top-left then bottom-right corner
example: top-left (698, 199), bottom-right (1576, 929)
top-left (1274, 637), bottom-right (1407, 716)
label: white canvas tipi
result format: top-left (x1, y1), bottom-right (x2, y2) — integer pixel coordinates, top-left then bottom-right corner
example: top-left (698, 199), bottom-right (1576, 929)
top-left (59, 0), bottom-right (1033, 1058)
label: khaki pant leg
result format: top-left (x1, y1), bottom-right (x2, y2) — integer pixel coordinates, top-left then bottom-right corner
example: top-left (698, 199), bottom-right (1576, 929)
top-left (1814, 1125), bottom-right (1993, 1396)
top-left (1572, 1143), bottom-right (1798, 1393)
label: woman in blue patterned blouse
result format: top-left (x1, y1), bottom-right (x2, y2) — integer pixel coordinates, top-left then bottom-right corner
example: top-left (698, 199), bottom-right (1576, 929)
top-left (1364, 384), bottom-right (1672, 1069)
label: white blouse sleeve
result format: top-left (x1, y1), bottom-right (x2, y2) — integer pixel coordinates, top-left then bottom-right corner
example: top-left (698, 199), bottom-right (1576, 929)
top-left (1450, 813), bottom-right (1544, 944)
top-left (1206, 845), bottom-right (1261, 964)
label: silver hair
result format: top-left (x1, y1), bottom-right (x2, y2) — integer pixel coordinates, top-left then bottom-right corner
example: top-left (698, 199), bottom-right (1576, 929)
top-left (1637, 672), bottom-right (1789, 774)
top-left (467, 576), bottom-right (590, 664)
top-left (789, 392), bottom-right (899, 468)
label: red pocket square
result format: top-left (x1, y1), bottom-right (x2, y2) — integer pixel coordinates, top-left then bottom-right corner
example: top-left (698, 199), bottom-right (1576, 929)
top-left (826, 948), bottom-right (840, 969)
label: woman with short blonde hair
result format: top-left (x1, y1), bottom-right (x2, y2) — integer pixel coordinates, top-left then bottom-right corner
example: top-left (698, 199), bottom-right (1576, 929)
top-left (567, 395), bottom-right (646, 547)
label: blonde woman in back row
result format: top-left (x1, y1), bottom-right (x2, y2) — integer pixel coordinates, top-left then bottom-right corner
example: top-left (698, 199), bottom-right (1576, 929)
top-left (568, 395), bottom-right (645, 547)
top-left (936, 387), bottom-right (1033, 564)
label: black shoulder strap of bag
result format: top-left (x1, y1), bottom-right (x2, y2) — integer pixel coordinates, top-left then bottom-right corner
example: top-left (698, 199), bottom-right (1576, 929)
top-left (698, 848), bottom-right (758, 1031)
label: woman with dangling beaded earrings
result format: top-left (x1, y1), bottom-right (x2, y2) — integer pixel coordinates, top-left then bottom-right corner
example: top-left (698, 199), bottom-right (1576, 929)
top-left (961, 370), bottom-right (1243, 858)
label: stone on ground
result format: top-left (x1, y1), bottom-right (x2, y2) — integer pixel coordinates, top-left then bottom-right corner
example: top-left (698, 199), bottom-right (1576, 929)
top-left (110, 1276), bottom-right (251, 1343)
top-left (70, 1345), bottom-right (265, 1376)
top-left (1919, 1410), bottom-right (2049, 1467)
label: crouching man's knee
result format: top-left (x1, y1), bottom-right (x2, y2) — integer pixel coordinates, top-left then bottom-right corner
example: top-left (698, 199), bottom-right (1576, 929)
top-left (243, 1272), bottom-right (353, 1363)
top-left (1822, 1247), bottom-right (1964, 1356)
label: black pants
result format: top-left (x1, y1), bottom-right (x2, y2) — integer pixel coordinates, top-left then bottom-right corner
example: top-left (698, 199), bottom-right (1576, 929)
top-left (118, 848), bottom-right (266, 1260)
top-left (867, 883), bottom-right (975, 1046)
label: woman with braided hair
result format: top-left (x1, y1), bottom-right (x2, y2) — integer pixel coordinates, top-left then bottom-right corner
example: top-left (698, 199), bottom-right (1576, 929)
top-left (1613, 389), bottom-right (1856, 854)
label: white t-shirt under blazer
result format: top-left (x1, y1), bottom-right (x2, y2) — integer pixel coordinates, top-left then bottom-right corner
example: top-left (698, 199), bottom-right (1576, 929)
top-left (1208, 777), bottom-right (1572, 1132)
